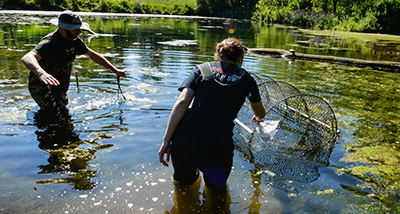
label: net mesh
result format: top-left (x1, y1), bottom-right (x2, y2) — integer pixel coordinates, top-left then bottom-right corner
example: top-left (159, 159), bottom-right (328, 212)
top-left (234, 73), bottom-right (338, 184)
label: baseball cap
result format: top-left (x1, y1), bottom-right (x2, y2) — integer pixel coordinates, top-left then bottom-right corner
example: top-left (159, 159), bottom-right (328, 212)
top-left (50, 10), bottom-right (96, 35)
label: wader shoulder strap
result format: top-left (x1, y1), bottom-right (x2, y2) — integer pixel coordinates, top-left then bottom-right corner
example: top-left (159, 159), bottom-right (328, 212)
top-left (197, 62), bottom-right (251, 87)
top-left (197, 62), bottom-right (214, 81)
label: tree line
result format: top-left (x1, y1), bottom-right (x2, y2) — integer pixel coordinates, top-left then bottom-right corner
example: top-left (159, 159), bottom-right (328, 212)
top-left (252, 0), bottom-right (400, 34)
top-left (1, 0), bottom-right (399, 34)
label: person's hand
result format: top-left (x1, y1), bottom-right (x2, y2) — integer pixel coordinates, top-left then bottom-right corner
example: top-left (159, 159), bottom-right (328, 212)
top-left (158, 141), bottom-right (171, 167)
top-left (38, 72), bottom-right (60, 86)
top-left (251, 115), bottom-right (264, 123)
top-left (115, 69), bottom-right (127, 77)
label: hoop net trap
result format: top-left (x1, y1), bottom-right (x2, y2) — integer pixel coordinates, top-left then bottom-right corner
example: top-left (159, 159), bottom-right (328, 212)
top-left (233, 73), bottom-right (338, 184)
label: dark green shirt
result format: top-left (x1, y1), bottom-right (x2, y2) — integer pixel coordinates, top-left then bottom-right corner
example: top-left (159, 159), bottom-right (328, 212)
top-left (33, 29), bottom-right (89, 64)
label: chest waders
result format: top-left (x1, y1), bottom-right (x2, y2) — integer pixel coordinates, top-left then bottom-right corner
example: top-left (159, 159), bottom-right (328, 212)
top-left (171, 62), bottom-right (252, 188)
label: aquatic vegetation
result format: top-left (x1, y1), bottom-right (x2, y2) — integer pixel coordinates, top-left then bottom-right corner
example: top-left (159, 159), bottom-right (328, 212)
top-left (340, 144), bottom-right (400, 212)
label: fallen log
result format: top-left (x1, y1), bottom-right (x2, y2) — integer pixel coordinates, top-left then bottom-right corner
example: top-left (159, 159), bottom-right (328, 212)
top-left (247, 48), bottom-right (400, 72)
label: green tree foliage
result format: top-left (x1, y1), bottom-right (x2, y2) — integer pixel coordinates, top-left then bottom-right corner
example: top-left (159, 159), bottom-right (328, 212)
top-left (254, 0), bottom-right (400, 34)
top-left (196, 0), bottom-right (258, 18)
top-left (374, 0), bottom-right (400, 34)
top-left (0, 0), bottom-right (196, 15)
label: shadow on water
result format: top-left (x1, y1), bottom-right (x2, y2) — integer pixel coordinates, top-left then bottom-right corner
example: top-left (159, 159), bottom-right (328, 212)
top-left (33, 110), bottom-right (113, 191)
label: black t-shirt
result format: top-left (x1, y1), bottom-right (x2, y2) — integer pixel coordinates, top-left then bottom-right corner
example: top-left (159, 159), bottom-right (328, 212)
top-left (172, 61), bottom-right (262, 149)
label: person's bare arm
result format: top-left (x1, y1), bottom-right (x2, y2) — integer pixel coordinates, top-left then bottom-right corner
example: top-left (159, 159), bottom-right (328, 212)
top-left (158, 88), bottom-right (195, 167)
top-left (21, 51), bottom-right (60, 85)
top-left (85, 48), bottom-right (127, 77)
top-left (250, 100), bottom-right (266, 122)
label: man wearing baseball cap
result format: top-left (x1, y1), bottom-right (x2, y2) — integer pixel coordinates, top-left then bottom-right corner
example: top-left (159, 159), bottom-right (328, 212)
top-left (21, 10), bottom-right (126, 115)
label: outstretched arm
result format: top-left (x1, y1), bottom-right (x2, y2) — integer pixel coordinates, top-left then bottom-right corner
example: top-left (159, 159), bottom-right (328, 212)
top-left (158, 87), bottom-right (195, 167)
top-left (21, 51), bottom-right (60, 86)
top-left (250, 100), bottom-right (266, 122)
top-left (85, 48), bottom-right (127, 77)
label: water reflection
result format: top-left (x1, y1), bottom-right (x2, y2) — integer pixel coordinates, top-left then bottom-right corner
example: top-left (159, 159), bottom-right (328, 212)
top-left (34, 110), bottom-right (112, 190)
top-left (1, 24), bottom-right (16, 47)
top-left (247, 171), bottom-right (262, 214)
top-left (169, 177), bottom-right (231, 214)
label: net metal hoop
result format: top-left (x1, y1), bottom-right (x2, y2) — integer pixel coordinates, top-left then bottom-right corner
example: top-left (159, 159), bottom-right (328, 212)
top-left (234, 73), bottom-right (339, 184)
